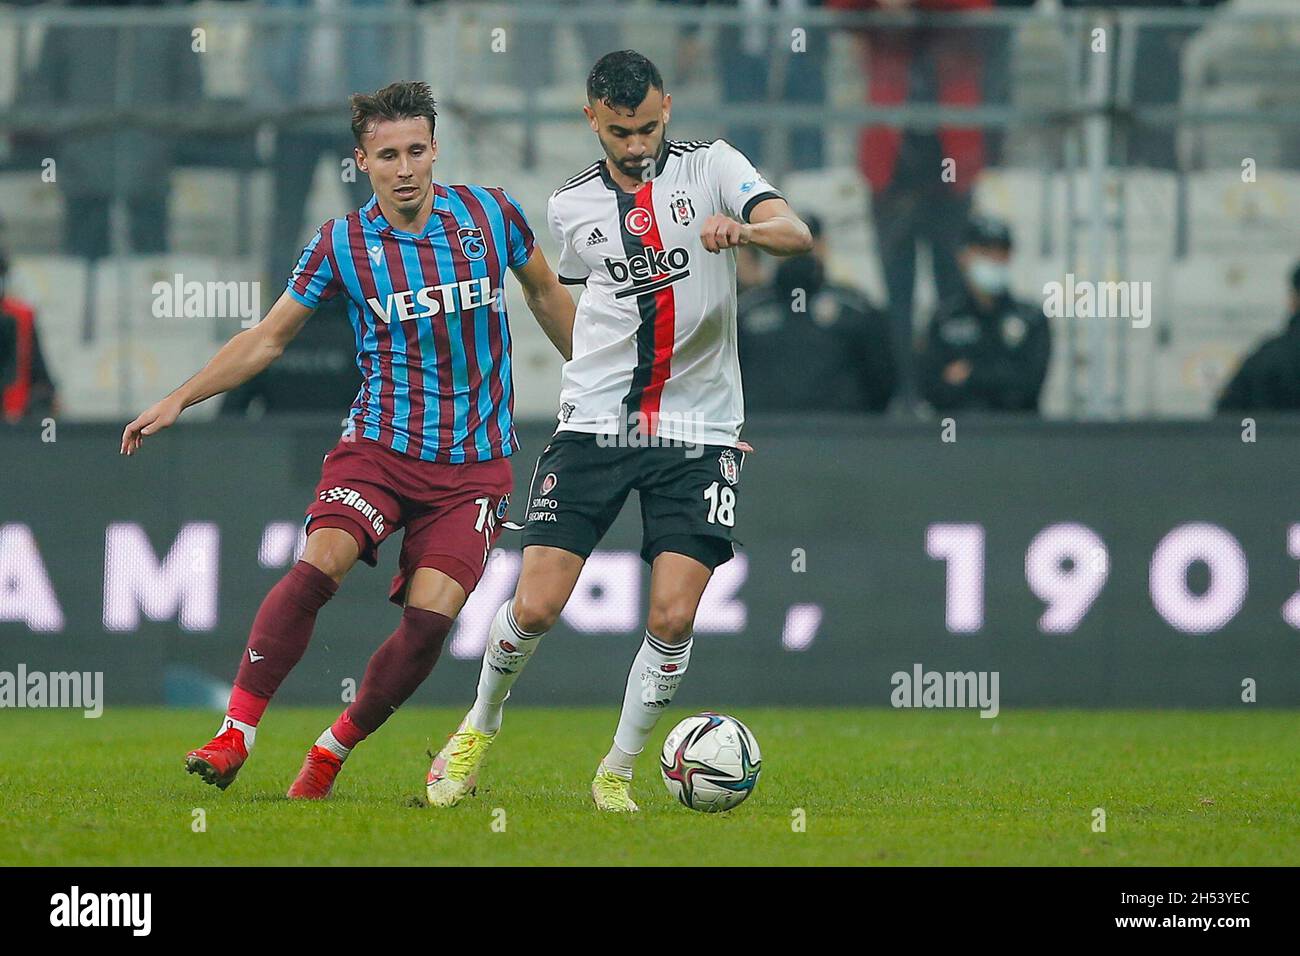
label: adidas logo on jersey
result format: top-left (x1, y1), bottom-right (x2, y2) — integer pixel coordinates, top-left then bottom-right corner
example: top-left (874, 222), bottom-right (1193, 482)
top-left (586, 228), bottom-right (608, 246)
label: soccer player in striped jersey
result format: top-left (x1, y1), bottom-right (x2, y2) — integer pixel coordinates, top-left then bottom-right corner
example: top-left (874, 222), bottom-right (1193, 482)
top-left (426, 52), bottom-right (811, 811)
top-left (120, 82), bottom-right (575, 799)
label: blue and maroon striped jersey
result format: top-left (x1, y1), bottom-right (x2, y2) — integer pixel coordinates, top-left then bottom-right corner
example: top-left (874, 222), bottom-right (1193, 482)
top-left (286, 184), bottom-right (536, 462)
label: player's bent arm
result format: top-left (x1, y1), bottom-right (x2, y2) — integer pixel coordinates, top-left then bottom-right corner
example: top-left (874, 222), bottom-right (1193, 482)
top-left (740, 198), bottom-right (813, 257)
top-left (512, 247), bottom-right (576, 361)
top-left (172, 291), bottom-right (314, 407)
top-left (699, 198), bottom-right (812, 257)
top-left (120, 292), bottom-right (314, 455)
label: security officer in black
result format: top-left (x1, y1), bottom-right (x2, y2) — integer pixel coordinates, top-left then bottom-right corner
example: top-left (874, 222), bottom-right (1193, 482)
top-left (919, 216), bottom-right (1050, 412)
top-left (1216, 262), bottom-right (1300, 412)
top-left (737, 214), bottom-right (895, 413)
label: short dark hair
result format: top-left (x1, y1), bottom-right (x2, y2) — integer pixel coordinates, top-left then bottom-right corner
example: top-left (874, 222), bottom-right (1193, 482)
top-left (350, 81), bottom-right (438, 146)
top-left (586, 50), bottom-right (664, 112)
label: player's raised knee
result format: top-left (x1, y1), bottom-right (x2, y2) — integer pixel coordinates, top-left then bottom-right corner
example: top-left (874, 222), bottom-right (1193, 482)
top-left (646, 605), bottom-right (696, 644)
top-left (512, 593), bottom-right (563, 635)
top-left (301, 526), bottom-right (361, 583)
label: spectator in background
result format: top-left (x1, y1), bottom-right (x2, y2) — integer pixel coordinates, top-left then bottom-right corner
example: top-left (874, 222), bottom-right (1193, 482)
top-left (513, 0), bottom-right (622, 89)
top-left (28, 0), bottom-right (201, 260)
top-left (511, 0), bottom-right (624, 169)
top-left (258, 0), bottom-right (396, 287)
top-left (918, 215), bottom-right (1049, 412)
top-left (1061, 0), bottom-right (1228, 170)
top-left (0, 246), bottom-right (59, 423)
top-left (829, 0), bottom-right (990, 412)
top-left (738, 215), bottom-right (895, 412)
top-left (1216, 262), bottom-right (1300, 413)
top-left (985, 0), bottom-right (1036, 167)
top-left (664, 0), bottom-right (828, 172)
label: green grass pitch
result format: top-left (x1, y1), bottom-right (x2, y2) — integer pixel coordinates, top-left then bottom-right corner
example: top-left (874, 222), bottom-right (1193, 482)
top-left (1, 707), bottom-right (1295, 866)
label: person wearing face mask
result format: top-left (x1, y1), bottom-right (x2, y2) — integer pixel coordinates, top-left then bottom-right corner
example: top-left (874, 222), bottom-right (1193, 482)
top-left (918, 215), bottom-right (1050, 413)
top-left (737, 215), bottom-right (896, 412)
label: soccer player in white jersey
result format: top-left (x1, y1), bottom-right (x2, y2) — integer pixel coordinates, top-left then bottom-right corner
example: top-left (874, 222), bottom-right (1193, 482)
top-left (426, 51), bottom-right (811, 811)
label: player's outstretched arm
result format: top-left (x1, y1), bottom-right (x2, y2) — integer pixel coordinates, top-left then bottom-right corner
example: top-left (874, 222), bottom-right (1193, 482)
top-left (120, 291), bottom-right (314, 456)
top-left (699, 197), bottom-right (812, 258)
top-left (511, 246), bottom-right (576, 361)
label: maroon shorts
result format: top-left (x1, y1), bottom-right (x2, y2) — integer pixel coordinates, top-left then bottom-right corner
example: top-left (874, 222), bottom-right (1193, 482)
top-left (304, 436), bottom-right (513, 606)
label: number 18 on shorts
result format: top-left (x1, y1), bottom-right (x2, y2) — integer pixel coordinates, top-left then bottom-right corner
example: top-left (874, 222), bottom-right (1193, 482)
top-left (520, 434), bottom-right (744, 571)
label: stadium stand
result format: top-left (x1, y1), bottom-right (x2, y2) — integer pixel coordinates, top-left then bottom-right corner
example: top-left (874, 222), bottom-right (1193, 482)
top-left (0, 1), bottom-right (1296, 420)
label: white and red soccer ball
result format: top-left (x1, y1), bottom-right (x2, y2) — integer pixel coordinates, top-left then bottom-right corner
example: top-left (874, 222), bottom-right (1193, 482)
top-left (659, 712), bottom-right (761, 812)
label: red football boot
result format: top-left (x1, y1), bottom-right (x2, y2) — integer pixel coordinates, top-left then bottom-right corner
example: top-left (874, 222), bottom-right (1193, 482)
top-left (286, 745), bottom-right (344, 800)
top-left (184, 725), bottom-right (249, 790)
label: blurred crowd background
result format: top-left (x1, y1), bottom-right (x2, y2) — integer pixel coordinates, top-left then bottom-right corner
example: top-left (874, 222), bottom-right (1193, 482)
top-left (1, 0), bottom-right (1298, 427)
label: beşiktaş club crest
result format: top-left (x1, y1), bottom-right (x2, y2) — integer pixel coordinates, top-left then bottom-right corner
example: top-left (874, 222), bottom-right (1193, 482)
top-left (540, 473), bottom-right (558, 495)
top-left (458, 227), bottom-right (487, 261)
top-left (670, 190), bottom-right (695, 227)
top-left (719, 449), bottom-right (741, 486)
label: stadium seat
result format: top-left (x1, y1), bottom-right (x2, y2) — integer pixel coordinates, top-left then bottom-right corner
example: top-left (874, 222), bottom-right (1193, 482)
top-left (48, 321), bottom-right (223, 422)
top-left (7, 254), bottom-right (90, 343)
top-left (0, 171), bottom-right (64, 255)
top-left (90, 255), bottom-right (261, 337)
top-left (1184, 169), bottom-right (1300, 257)
top-left (1180, 5), bottom-right (1300, 172)
top-left (169, 170), bottom-right (250, 257)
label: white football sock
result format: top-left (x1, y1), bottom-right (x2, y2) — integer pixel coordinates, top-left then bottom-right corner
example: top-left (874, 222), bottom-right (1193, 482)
top-left (602, 744), bottom-right (637, 779)
top-left (219, 716), bottom-right (257, 751)
top-left (609, 631), bottom-right (692, 774)
top-left (468, 601), bottom-right (545, 734)
top-left (315, 727), bottom-right (351, 760)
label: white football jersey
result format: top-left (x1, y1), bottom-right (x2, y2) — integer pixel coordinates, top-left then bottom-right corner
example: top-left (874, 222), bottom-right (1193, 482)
top-left (547, 139), bottom-right (782, 447)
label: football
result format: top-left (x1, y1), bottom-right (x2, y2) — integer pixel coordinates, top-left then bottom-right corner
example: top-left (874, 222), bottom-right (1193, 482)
top-left (660, 713), bottom-right (762, 812)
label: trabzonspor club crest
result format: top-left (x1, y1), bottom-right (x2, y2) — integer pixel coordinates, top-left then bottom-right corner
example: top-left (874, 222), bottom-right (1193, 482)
top-left (458, 227), bottom-right (487, 261)
top-left (719, 449), bottom-right (741, 486)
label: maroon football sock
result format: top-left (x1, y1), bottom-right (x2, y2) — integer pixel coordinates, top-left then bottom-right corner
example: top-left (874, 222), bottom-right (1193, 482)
top-left (344, 606), bottom-right (453, 738)
top-left (328, 711), bottom-right (368, 751)
top-left (232, 560), bottom-right (340, 709)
